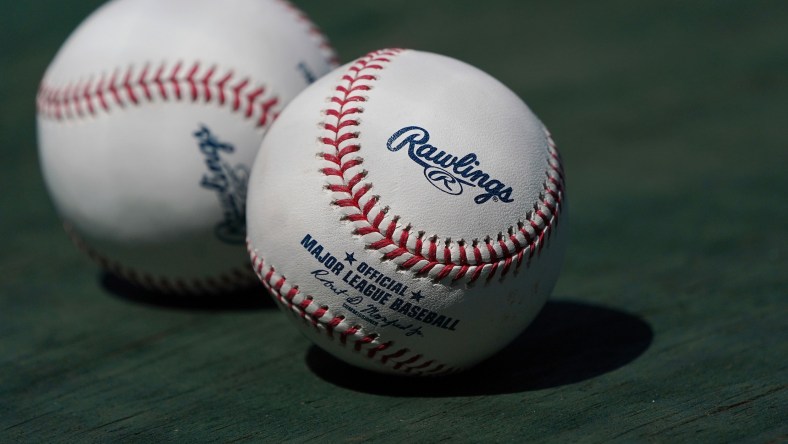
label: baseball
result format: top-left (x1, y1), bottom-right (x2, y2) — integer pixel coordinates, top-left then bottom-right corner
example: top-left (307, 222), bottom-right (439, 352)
top-left (246, 49), bottom-right (568, 374)
top-left (36, 0), bottom-right (337, 294)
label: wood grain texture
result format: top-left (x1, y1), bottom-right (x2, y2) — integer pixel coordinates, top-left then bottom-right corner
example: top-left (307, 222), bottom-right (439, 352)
top-left (1, 0), bottom-right (786, 442)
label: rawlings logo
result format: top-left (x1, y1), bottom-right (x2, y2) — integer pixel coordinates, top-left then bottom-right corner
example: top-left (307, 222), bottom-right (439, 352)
top-left (195, 125), bottom-right (249, 244)
top-left (386, 126), bottom-right (513, 204)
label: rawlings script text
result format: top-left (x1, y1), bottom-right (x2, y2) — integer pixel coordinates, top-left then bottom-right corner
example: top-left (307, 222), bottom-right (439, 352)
top-left (195, 125), bottom-right (249, 244)
top-left (386, 126), bottom-right (514, 204)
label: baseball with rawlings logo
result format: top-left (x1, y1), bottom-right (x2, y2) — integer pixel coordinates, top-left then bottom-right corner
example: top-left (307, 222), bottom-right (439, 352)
top-left (246, 49), bottom-right (568, 374)
top-left (37, 0), bottom-right (337, 293)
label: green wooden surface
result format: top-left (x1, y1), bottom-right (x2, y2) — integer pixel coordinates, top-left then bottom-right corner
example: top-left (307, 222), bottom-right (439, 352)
top-left (2, 1), bottom-right (786, 442)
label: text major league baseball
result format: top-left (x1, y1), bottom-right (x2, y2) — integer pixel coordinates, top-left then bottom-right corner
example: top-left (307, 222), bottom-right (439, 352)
top-left (301, 234), bottom-right (462, 338)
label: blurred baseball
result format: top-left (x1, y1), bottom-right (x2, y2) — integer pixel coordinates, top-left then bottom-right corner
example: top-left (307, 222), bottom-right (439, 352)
top-left (246, 49), bottom-right (568, 374)
top-left (37, 0), bottom-right (337, 294)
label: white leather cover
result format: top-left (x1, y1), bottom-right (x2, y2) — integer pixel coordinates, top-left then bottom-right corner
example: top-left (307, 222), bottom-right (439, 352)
top-left (37, 0), bottom-right (337, 293)
top-left (247, 49), bottom-right (568, 374)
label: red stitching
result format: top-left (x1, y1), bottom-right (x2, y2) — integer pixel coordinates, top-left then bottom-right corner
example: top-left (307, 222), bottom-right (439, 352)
top-left (200, 65), bottom-right (215, 102)
top-left (246, 241), bottom-right (456, 376)
top-left (319, 49), bottom-right (567, 285)
top-left (169, 62), bottom-right (182, 100)
top-left (96, 75), bottom-right (109, 112)
top-left (63, 222), bottom-right (256, 294)
top-left (138, 64), bottom-right (152, 101)
top-left (36, 61), bottom-right (281, 129)
top-left (186, 62), bottom-right (200, 101)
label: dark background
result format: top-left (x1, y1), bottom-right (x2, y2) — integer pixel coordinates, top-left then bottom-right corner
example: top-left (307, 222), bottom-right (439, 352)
top-left (2, 0), bottom-right (786, 441)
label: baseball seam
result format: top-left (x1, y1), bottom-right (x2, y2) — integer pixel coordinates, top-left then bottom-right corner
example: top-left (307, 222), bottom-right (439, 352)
top-left (36, 60), bottom-right (282, 128)
top-left (319, 48), bottom-right (566, 285)
top-left (65, 222), bottom-right (257, 294)
top-left (247, 242), bottom-right (456, 375)
top-left (36, 0), bottom-right (341, 123)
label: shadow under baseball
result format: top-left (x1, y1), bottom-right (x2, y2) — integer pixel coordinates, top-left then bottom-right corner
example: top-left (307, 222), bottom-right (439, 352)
top-left (101, 272), bottom-right (275, 311)
top-left (305, 300), bottom-right (653, 396)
